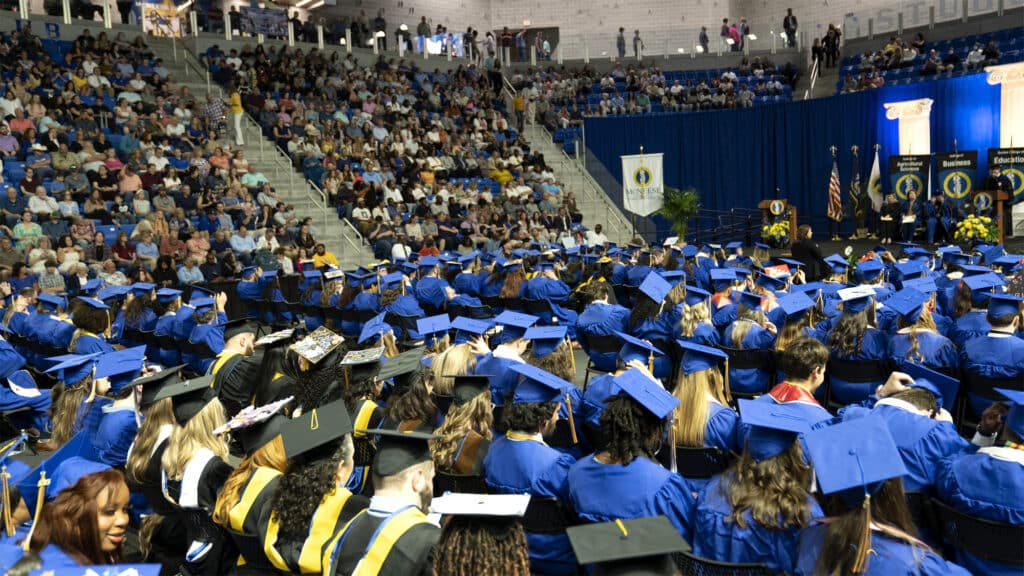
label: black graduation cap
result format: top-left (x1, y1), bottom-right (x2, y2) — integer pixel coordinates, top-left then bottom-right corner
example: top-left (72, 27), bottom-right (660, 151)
top-left (223, 318), bottom-right (259, 341)
top-left (280, 399), bottom-right (353, 460)
top-left (451, 375), bottom-right (491, 406)
top-left (365, 429), bottom-right (439, 477)
top-left (236, 414), bottom-right (289, 455)
top-left (152, 374), bottom-right (217, 424)
top-left (567, 516), bottom-right (690, 576)
top-left (377, 347), bottom-right (425, 392)
top-left (131, 364), bottom-right (187, 408)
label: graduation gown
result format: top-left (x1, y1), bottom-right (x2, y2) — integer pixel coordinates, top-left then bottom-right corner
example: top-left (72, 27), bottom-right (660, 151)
top-left (628, 315), bottom-right (675, 381)
top-left (960, 333), bottom-right (1024, 418)
top-left (261, 486), bottom-right (369, 575)
top-left (692, 476), bottom-right (823, 574)
top-left (302, 289), bottom-right (324, 332)
top-left (795, 522), bottom-right (970, 575)
top-left (126, 430), bottom-right (188, 570)
top-left (484, 432), bottom-right (578, 575)
top-left (383, 295), bottom-right (425, 340)
top-left (453, 271), bottom-right (481, 297)
top-left (887, 330), bottom-right (958, 373)
top-left (680, 401), bottom-right (741, 495)
top-left (161, 448), bottom-right (237, 575)
top-left (525, 276), bottom-right (579, 335)
top-left (347, 398), bottom-right (386, 494)
top-left (825, 327), bottom-right (889, 406)
top-left (448, 429), bottom-right (491, 475)
top-left (154, 312), bottom-right (181, 367)
top-left (722, 321), bottom-right (776, 396)
top-left (223, 466), bottom-right (280, 575)
top-left (209, 352), bottom-right (262, 420)
top-left (675, 322), bottom-right (721, 348)
top-left (949, 310), bottom-right (991, 348)
top-left (325, 500), bottom-right (439, 576)
top-left (93, 404), bottom-right (139, 467)
top-left (71, 331), bottom-right (115, 354)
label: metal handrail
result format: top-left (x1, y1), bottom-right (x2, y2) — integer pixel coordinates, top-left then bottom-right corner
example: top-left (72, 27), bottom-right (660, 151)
top-left (182, 44), bottom-right (212, 93)
top-left (803, 57), bottom-right (820, 100)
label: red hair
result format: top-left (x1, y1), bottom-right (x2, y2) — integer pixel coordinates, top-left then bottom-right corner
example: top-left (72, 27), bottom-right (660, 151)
top-left (28, 469), bottom-right (127, 565)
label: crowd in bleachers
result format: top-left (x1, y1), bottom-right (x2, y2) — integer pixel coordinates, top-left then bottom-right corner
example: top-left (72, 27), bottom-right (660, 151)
top-left (837, 27), bottom-right (1021, 94)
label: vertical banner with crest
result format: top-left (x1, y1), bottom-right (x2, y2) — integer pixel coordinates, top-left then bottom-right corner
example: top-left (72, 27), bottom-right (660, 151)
top-left (989, 148), bottom-right (1024, 204)
top-left (888, 155), bottom-right (930, 200)
top-left (935, 151), bottom-right (976, 209)
top-left (621, 152), bottom-right (664, 217)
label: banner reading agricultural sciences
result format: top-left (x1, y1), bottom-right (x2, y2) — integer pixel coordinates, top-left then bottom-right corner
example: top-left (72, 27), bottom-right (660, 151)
top-left (621, 152), bottom-right (664, 217)
top-left (935, 151), bottom-right (976, 208)
top-left (240, 6), bottom-right (287, 37)
top-left (888, 155), bottom-right (930, 201)
top-left (988, 147), bottom-right (1024, 204)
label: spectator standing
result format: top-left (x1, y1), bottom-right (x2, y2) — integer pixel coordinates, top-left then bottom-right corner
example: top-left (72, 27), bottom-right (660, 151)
top-left (783, 8), bottom-right (798, 47)
top-left (616, 27), bottom-right (626, 58)
top-left (720, 18), bottom-right (730, 52)
top-left (699, 27), bottom-right (709, 53)
top-left (632, 30), bottom-right (644, 58)
top-left (228, 84), bottom-right (244, 147)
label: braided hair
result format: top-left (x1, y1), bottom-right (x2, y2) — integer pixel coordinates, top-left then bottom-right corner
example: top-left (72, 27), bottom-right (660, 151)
top-left (599, 394), bottom-right (665, 464)
top-left (432, 516), bottom-right (531, 576)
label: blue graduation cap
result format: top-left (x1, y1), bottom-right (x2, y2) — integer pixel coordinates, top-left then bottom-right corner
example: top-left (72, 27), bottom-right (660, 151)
top-left (261, 269), bottom-right (279, 281)
top-left (524, 325), bottom-right (568, 358)
top-left (901, 277), bottom-right (937, 294)
top-left (681, 245), bottom-right (698, 258)
top-left (725, 241), bottom-right (743, 251)
top-left (904, 246), bottom-right (932, 260)
top-left (77, 296), bottom-right (109, 310)
top-left (80, 278), bottom-right (103, 296)
top-left (988, 293), bottom-right (1023, 318)
top-left (417, 314), bottom-right (451, 345)
top-left (776, 292), bottom-right (815, 320)
top-left (993, 254), bottom-right (1024, 274)
top-left (823, 254), bottom-right (849, 275)
top-left (893, 260), bottom-right (927, 280)
top-left (381, 271), bottom-right (405, 291)
top-left (638, 272), bottom-right (671, 303)
top-left (47, 456), bottom-right (110, 501)
top-left (776, 258), bottom-right (805, 271)
top-left (97, 285), bottom-right (131, 302)
top-left (754, 242), bottom-right (770, 250)
top-left (510, 363), bottom-right (572, 405)
top-left (45, 353), bottom-right (101, 384)
top-left (983, 244), bottom-right (1006, 264)
top-left (358, 312), bottom-right (392, 344)
top-left (962, 272), bottom-right (1004, 295)
top-left (614, 331), bottom-right (664, 365)
top-left (709, 268), bottom-right (737, 289)
top-left (452, 316), bottom-right (493, 344)
top-left (804, 416), bottom-right (908, 507)
top-left (960, 264), bottom-right (993, 277)
top-left (17, 432), bottom-right (100, 516)
top-left (856, 259), bottom-right (885, 281)
top-left (494, 311), bottom-right (539, 341)
top-left (943, 252), bottom-right (972, 267)
top-left (190, 296), bottom-right (215, 312)
top-left (242, 265), bottom-right (258, 277)
top-left (676, 340), bottom-right (728, 375)
top-left (738, 399), bottom-right (818, 463)
top-left (735, 291), bottom-right (763, 312)
top-left (614, 367), bottom-right (679, 420)
top-left (37, 293), bottom-right (67, 312)
top-left (130, 282), bottom-right (157, 296)
top-left (501, 259), bottom-right (523, 272)
top-left (683, 285), bottom-right (711, 307)
top-left (837, 286), bottom-right (875, 314)
top-left (536, 260), bottom-right (555, 271)
top-left (754, 272), bottom-right (786, 291)
top-left (901, 362), bottom-right (960, 410)
top-left (885, 287), bottom-right (929, 324)
top-left (156, 288), bottom-right (182, 304)
top-left (659, 270), bottom-right (686, 285)
top-left (418, 256), bottom-right (440, 271)
top-left (303, 269), bottom-right (323, 281)
top-left (996, 388), bottom-right (1024, 439)
top-left (94, 345), bottom-right (147, 393)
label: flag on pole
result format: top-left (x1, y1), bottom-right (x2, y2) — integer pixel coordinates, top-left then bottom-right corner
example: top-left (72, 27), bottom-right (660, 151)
top-left (849, 146), bottom-right (861, 220)
top-left (867, 145), bottom-right (883, 212)
top-left (827, 155), bottom-right (843, 222)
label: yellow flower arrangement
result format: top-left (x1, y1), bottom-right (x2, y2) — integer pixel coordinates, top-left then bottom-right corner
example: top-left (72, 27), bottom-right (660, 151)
top-left (954, 215), bottom-right (999, 243)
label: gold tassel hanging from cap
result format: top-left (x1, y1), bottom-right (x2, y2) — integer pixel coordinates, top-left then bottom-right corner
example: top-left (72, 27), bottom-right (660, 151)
top-left (566, 337), bottom-right (576, 374)
top-left (647, 350), bottom-right (655, 374)
top-left (851, 495), bottom-right (875, 574)
top-left (1, 466), bottom-right (12, 537)
top-left (723, 359), bottom-right (733, 405)
top-left (565, 393), bottom-right (578, 444)
top-left (343, 365), bottom-right (350, 389)
top-left (669, 422), bottom-right (678, 474)
top-left (22, 472), bottom-right (50, 552)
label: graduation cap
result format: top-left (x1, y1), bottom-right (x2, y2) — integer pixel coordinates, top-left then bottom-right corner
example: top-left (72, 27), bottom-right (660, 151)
top-left (494, 311), bottom-right (538, 340)
top-left (94, 345), bottom-right (147, 393)
top-left (38, 565), bottom-right (162, 576)
top-left (738, 398), bottom-right (817, 463)
top-left (983, 244), bottom-right (1006, 264)
top-left (754, 272), bottom-right (786, 291)
top-left (683, 285), bottom-right (711, 307)
top-left (823, 254), bottom-right (849, 275)
top-left (131, 364), bottom-right (187, 408)
top-left (377, 347), bottom-right (425, 392)
top-left (567, 516), bottom-right (690, 575)
top-left (451, 316), bottom-right (492, 345)
top-left (659, 270), bottom-right (686, 285)
top-left (962, 272), bottom-right (1004, 297)
top-left (190, 296), bottom-right (215, 312)
top-left (367, 429), bottom-right (439, 477)
top-left (856, 259), bottom-right (885, 281)
top-left (681, 245), bottom-right (698, 258)
top-left (302, 269), bottom-right (324, 287)
top-left (901, 277), bottom-right (937, 294)
top-left (236, 413), bottom-right (290, 455)
top-left (893, 260), bottom-right (927, 281)
top-left (17, 432), bottom-right (100, 518)
top-left (510, 363), bottom-right (572, 404)
top-left (943, 252), bottom-right (972, 267)
top-left (130, 282), bottom-right (157, 296)
top-left (156, 288), bottom-right (182, 304)
top-left (638, 272), bottom-right (671, 303)
top-left (614, 331), bottom-right (663, 366)
top-left (709, 268), bottom-right (737, 289)
top-left (536, 260), bottom-right (555, 271)
top-left (614, 368), bottom-right (678, 420)
top-left (988, 293), bottom-right (1023, 318)
top-left (358, 312), bottom-right (392, 344)
top-left (47, 456), bottom-right (110, 502)
top-left (76, 297), bottom-right (109, 310)
top-left (735, 291), bottom-right (763, 312)
top-left (676, 340), bottom-right (729, 375)
top-left (430, 492), bottom-right (530, 520)
top-left (97, 285), bottom-right (131, 302)
top-left (725, 241), bottom-right (743, 251)
top-left (451, 375), bottom-right (491, 406)
top-left (418, 256), bottom-right (440, 271)
top-left (80, 278), bottom-right (103, 296)
top-left (417, 314), bottom-right (451, 346)
top-left (340, 346), bottom-right (384, 384)
top-left (37, 293), bottom-right (67, 312)
top-left (222, 318), bottom-right (258, 341)
top-left (45, 353), bottom-right (101, 384)
top-left (837, 286), bottom-right (875, 314)
top-left (523, 326), bottom-right (568, 358)
top-left (280, 399), bottom-right (352, 460)
top-left (885, 288), bottom-right (929, 324)
top-left (996, 388), bottom-right (1024, 438)
top-left (900, 362), bottom-right (959, 410)
top-left (754, 242), bottom-right (770, 250)
top-left (242, 265), bottom-right (258, 277)
top-left (960, 264), bottom-right (993, 277)
top-left (324, 268), bottom-right (346, 281)
top-left (152, 374), bottom-right (217, 424)
top-left (381, 271), bottom-right (405, 291)
top-left (776, 292), bottom-right (815, 321)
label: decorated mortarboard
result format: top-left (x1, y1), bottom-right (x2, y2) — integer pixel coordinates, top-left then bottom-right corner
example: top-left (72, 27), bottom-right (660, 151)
top-left (510, 363), bottom-right (572, 405)
top-left (451, 375), bottom-right (491, 406)
top-left (131, 364), bottom-right (186, 408)
top-left (324, 267), bottom-right (345, 281)
top-left (738, 398), bottom-right (818, 463)
top-left (614, 368), bottom-right (678, 420)
top-left (805, 416), bottom-right (908, 509)
top-left (280, 399), bottom-right (352, 460)
top-left (430, 492), bottom-right (530, 518)
top-left (45, 353), bottom-right (101, 384)
top-left (987, 292), bottom-right (1023, 318)
top-left (80, 278), bottom-right (103, 295)
top-left (228, 402), bottom-right (292, 456)
top-left (38, 565), bottom-right (162, 576)
top-left (884, 287), bottom-right (929, 324)
top-left (340, 346), bottom-right (385, 383)
top-left (856, 259), bottom-right (885, 280)
top-left (290, 325), bottom-right (345, 364)
top-left (156, 288), bottom-right (182, 303)
top-left (776, 291), bottom-right (815, 320)
top-left (359, 312), bottom-right (392, 344)
top-left (37, 293), bottom-right (67, 311)
top-left (837, 286), bottom-right (875, 314)
top-left (77, 296), bottom-right (109, 310)
top-left (614, 331), bottom-right (664, 365)
top-left (523, 325), bottom-right (568, 358)
top-left (494, 311), bottom-right (539, 340)
top-left (130, 282), bottom-right (157, 296)
top-left (254, 328), bottom-right (295, 348)
top-left (366, 428), bottom-right (439, 476)
top-left (901, 277), bottom-right (937, 294)
top-left (567, 516), bottom-right (690, 574)
top-left (17, 432), bottom-right (100, 517)
top-left (93, 345), bottom-right (147, 393)
top-left (676, 340), bottom-right (729, 375)
top-left (417, 314), bottom-right (451, 345)
top-left (683, 285), bottom-right (711, 306)
top-left (996, 388), bottom-right (1024, 438)
top-left (222, 318), bottom-right (259, 341)
top-left (638, 271), bottom-right (671, 303)
top-left (152, 373), bottom-right (217, 424)
top-left (900, 363), bottom-right (959, 410)
top-left (754, 272), bottom-right (786, 291)
top-left (735, 291), bottom-right (763, 311)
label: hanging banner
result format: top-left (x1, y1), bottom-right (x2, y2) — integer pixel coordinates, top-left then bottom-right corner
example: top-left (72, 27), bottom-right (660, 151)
top-left (935, 151), bottom-right (976, 208)
top-left (888, 155), bottom-right (930, 200)
top-left (240, 6), bottom-right (287, 37)
top-left (621, 152), bottom-right (664, 217)
top-left (988, 147), bottom-right (1024, 204)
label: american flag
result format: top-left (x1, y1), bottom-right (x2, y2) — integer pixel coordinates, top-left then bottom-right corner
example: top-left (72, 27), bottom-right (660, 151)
top-left (827, 158), bottom-right (843, 222)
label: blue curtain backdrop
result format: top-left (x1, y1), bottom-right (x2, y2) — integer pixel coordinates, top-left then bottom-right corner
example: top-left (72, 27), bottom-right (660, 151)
top-left (584, 73), bottom-right (1001, 239)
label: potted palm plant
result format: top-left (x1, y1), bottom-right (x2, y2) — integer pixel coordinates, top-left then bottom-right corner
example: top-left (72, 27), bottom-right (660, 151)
top-left (657, 186), bottom-right (700, 241)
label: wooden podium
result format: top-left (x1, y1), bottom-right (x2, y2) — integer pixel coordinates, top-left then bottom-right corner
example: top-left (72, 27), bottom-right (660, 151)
top-left (757, 199), bottom-right (798, 247)
top-left (971, 190), bottom-right (1010, 243)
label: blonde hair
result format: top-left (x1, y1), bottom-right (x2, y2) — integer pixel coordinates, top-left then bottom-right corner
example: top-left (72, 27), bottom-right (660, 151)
top-left (774, 316), bottom-right (810, 352)
top-left (679, 301), bottom-right (711, 338)
top-left (125, 397), bottom-right (176, 485)
top-left (49, 375), bottom-right (98, 446)
top-left (897, 309), bottom-right (938, 364)
top-left (161, 398), bottom-right (229, 481)
top-left (431, 393), bottom-right (494, 471)
top-left (429, 343), bottom-right (478, 396)
top-left (672, 367), bottom-right (728, 447)
top-left (730, 305), bottom-right (766, 348)
top-left (212, 435), bottom-right (288, 527)
top-left (424, 334), bottom-right (451, 355)
top-left (526, 340), bottom-right (574, 381)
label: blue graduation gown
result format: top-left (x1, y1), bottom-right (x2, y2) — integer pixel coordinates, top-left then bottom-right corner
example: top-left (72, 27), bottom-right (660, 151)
top-left (525, 277), bottom-right (579, 335)
top-left (887, 330), bottom-right (958, 372)
top-left (722, 321), bottom-right (776, 395)
top-left (484, 433), bottom-right (578, 575)
top-left (949, 310), bottom-right (990, 348)
top-left (303, 289), bottom-right (324, 331)
top-left (0, 339), bottom-right (26, 380)
top-left (795, 523), bottom-right (971, 575)
top-left (692, 475), bottom-right (823, 574)
top-left (475, 351), bottom-right (523, 407)
top-left (93, 404), bottom-right (139, 467)
top-left (936, 449), bottom-right (1024, 576)
top-left (576, 303), bottom-right (630, 372)
top-left (154, 312), bottom-right (180, 367)
top-left (568, 455), bottom-right (695, 543)
top-left (676, 322), bottom-right (721, 347)
top-left (453, 272), bottom-right (481, 296)
top-left (188, 312), bottom-right (226, 374)
top-left (0, 369), bottom-right (49, 433)
top-left (72, 332), bottom-right (114, 354)
top-left (679, 401), bottom-right (742, 496)
top-left (0, 542), bottom-right (80, 573)
top-left (629, 315), bottom-right (676, 381)
top-left (123, 308), bottom-right (158, 350)
top-left (825, 327), bottom-right (889, 406)
top-left (384, 295), bottom-right (424, 340)
top-left (580, 374), bottom-right (621, 432)
top-left (960, 333), bottom-right (1024, 418)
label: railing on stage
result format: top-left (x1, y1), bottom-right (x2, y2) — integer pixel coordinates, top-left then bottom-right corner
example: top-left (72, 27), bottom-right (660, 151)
top-left (682, 207), bottom-right (763, 247)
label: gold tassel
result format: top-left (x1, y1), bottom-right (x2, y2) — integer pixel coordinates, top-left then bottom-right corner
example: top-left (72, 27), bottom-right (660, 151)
top-left (669, 422), bottom-right (678, 474)
top-left (343, 366), bottom-right (350, 389)
top-left (851, 495), bottom-right (875, 574)
top-left (2, 466), bottom-right (12, 537)
top-left (647, 350), bottom-right (655, 374)
top-left (23, 472), bottom-right (50, 552)
top-left (565, 393), bottom-right (578, 444)
top-left (567, 338), bottom-right (576, 374)
top-left (722, 359), bottom-right (732, 404)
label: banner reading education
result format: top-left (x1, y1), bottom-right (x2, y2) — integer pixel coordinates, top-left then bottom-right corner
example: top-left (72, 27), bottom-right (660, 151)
top-left (935, 151), bottom-right (976, 208)
top-left (240, 6), bottom-right (287, 37)
top-left (988, 147), bottom-right (1024, 203)
top-left (621, 152), bottom-right (664, 217)
top-left (888, 155), bottom-right (930, 200)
